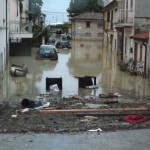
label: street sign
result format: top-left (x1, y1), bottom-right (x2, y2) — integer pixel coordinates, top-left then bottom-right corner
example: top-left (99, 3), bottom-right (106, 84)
top-left (73, 31), bottom-right (76, 35)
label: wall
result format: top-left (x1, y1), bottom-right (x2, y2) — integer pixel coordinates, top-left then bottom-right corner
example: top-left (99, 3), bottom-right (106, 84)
top-left (0, 0), bottom-right (7, 79)
top-left (135, 0), bottom-right (150, 18)
top-left (72, 20), bottom-right (103, 41)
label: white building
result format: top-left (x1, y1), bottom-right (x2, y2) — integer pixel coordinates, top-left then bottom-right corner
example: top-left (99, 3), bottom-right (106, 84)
top-left (9, 0), bottom-right (33, 56)
top-left (0, 0), bottom-right (9, 79)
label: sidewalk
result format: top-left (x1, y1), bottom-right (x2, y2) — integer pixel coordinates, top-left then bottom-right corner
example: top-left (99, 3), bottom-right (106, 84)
top-left (0, 129), bottom-right (150, 150)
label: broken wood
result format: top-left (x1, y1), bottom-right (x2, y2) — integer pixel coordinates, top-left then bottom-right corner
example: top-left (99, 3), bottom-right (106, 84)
top-left (39, 107), bottom-right (150, 114)
top-left (76, 112), bottom-right (150, 117)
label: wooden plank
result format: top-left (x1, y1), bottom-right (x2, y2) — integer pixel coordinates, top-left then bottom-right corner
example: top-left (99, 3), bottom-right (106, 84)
top-left (39, 108), bottom-right (150, 114)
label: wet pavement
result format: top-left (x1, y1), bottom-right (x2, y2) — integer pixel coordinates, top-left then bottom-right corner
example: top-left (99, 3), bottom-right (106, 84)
top-left (0, 129), bottom-right (150, 150)
top-left (0, 39), bottom-right (150, 103)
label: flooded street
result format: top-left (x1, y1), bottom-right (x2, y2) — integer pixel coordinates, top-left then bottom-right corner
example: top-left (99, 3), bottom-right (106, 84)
top-left (0, 40), bottom-right (150, 103)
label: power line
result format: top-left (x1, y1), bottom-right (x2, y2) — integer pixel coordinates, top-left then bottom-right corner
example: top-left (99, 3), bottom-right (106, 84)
top-left (41, 10), bottom-right (69, 14)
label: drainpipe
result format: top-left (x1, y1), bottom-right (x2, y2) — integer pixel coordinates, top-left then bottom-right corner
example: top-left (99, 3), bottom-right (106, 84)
top-left (143, 41), bottom-right (147, 75)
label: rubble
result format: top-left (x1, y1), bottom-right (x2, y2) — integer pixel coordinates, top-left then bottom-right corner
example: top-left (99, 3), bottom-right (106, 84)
top-left (0, 95), bottom-right (150, 134)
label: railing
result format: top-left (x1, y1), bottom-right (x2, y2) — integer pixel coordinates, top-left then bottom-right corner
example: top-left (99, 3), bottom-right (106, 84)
top-left (10, 21), bottom-right (32, 33)
top-left (113, 9), bottom-right (134, 24)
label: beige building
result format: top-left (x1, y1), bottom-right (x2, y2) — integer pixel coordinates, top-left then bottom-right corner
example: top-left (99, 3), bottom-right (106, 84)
top-left (71, 12), bottom-right (103, 41)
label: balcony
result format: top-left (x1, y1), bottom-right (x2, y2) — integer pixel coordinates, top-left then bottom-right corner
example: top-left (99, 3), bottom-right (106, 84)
top-left (10, 21), bottom-right (33, 39)
top-left (113, 9), bottom-right (134, 27)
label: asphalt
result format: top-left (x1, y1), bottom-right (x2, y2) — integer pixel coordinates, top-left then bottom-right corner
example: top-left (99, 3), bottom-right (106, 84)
top-left (0, 129), bottom-right (150, 150)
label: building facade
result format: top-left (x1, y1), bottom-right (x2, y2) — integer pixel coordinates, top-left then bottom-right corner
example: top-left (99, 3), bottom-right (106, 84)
top-left (71, 12), bottom-right (103, 41)
top-left (104, 0), bottom-right (150, 74)
top-left (0, 0), bottom-right (9, 79)
top-left (9, 0), bottom-right (33, 56)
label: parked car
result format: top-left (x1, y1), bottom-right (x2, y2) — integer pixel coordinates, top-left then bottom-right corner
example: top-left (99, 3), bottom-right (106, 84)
top-left (36, 45), bottom-right (58, 60)
top-left (61, 34), bottom-right (71, 41)
top-left (56, 29), bottom-right (63, 34)
top-left (55, 41), bottom-right (72, 49)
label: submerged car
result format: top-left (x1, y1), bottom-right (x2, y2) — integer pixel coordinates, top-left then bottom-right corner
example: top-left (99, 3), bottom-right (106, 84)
top-left (36, 45), bottom-right (58, 60)
top-left (10, 64), bottom-right (28, 76)
top-left (55, 41), bottom-right (72, 49)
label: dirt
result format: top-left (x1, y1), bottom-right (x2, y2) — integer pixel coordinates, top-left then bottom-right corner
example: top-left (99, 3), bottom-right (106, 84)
top-left (1, 95), bottom-right (150, 134)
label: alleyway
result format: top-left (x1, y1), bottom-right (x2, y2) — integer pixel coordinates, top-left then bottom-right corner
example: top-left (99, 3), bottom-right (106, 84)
top-left (0, 40), bottom-right (150, 103)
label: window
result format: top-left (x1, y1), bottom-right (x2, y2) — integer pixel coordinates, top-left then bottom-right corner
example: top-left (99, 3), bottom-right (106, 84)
top-left (130, 0), bottom-right (133, 9)
top-left (140, 45), bottom-right (142, 61)
top-left (86, 21), bottom-right (90, 28)
top-left (97, 33), bottom-right (103, 37)
top-left (107, 11), bottom-right (110, 22)
top-left (97, 19), bottom-right (103, 27)
top-left (84, 33), bottom-right (91, 37)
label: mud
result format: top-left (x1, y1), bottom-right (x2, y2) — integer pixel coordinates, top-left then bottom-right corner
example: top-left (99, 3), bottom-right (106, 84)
top-left (1, 96), bottom-right (150, 134)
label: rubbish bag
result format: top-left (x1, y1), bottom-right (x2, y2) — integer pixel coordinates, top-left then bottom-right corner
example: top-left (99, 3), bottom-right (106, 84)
top-left (50, 84), bottom-right (59, 92)
top-left (21, 99), bottom-right (35, 108)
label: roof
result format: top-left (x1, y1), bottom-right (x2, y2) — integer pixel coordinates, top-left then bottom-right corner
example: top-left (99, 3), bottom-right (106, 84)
top-left (130, 32), bottom-right (149, 40)
top-left (71, 12), bottom-right (103, 20)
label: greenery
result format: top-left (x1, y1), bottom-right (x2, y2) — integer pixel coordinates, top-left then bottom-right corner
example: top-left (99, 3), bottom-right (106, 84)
top-left (29, 0), bottom-right (43, 21)
top-left (119, 59), bottom-right (138, 76)
top-left (67, 0), bottom-right (103, 16)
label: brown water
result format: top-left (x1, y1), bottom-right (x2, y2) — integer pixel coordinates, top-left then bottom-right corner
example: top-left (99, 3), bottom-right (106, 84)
top-left (0, 40), bottom-right (150, 103)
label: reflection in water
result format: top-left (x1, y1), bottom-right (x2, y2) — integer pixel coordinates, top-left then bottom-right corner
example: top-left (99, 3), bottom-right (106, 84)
top-left (0, 41), bottom-right (150, 103)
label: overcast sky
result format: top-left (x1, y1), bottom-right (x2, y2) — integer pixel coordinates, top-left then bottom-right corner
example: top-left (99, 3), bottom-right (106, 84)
top-left (42, 0), bottom-right (70, 24)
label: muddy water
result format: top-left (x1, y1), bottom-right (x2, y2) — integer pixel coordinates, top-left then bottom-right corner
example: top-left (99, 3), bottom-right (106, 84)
top-left (0, 40), bottom-right (150, 103)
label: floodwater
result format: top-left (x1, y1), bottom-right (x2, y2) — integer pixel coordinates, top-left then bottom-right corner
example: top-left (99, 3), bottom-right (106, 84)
top-left (0, 39), bottom-right (150, 103)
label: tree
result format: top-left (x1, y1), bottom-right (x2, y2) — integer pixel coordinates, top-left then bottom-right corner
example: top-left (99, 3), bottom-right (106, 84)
top-left (29, 0), bottom-right (43, 21)
top-left (67, 0), bottom-right (103, 16)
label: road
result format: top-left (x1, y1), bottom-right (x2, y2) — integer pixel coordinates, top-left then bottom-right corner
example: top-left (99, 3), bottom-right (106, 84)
top-left (0, 129), bottom-right (150, 150)
top-left (1, 40), bottom-right (150, 103)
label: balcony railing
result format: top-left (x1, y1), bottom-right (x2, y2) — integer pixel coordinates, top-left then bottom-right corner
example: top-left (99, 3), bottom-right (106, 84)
top-left (10, 21), bottom-right (32, 33)
top-left (113, 9), bottom-right (134, 25)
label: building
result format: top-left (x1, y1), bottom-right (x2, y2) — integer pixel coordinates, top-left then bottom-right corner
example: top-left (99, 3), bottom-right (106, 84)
top-left (103, 0), bottom-right (150, 74)
top-left (0, 0), bottom-right (9, 79)
top-left (130, 32), bottom-right (149, 75)
top-left (9, 0), bottom-right (33, 56)
top-left (71, 12), bottom-right (103, 41)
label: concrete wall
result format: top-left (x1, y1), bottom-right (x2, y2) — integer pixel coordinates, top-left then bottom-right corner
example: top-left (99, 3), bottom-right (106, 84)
top-left (0, 0), bottom-right (8, 79)
top-left (72, 20), bottom-right (103, 41)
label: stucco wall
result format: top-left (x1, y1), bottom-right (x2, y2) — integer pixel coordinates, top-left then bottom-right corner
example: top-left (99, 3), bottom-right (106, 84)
top-left (135, 0), bottom-right (150, 18)
top-left (0, 0), bottom-right (7, 78)
top-left (72, 20), bottom-right (103, 41)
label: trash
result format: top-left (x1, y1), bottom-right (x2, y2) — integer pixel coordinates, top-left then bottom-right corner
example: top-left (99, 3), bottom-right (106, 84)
top-left (35, 102), bottom-right (50, 109)
top-left (78, 76), bottom-right (96, 88)
top-left (99, 93), bottom-right (120, 98)
top-left (55, 121), bottom-right (67, 124)
top-left (21, 108), bottom-right (29, 113)
top-left (89, 128), bottom-right (102, 133)
top-left (123, 114), bottom-right (148, 123)
top-left (50, 84), bottom-right (59, 92)
top-left (85, 85), bottom-right (98, 89)
top-left (34, 101), bottom-right (41, 107)
top-left (46, 77), bottom-right (62, 91)
top-left (103, 100), bottom-right (119, 104)
top-left (114, 92), bottom-right (122, 97)
top-left (63, 95), bottom-right (73, 99)
top-left (84, 116), bottom-right (98, 121)
top-left (85, 104), bottom-right (108, 109)
top-left (11, 115), bottom-right (17, 118)
top-left (63, 95), bottom-right (79, 99)
top-left (21, 99), bottom-right (35, 108)
top-left (10, 64), bottom-right (28, 76)
top-left (80, 119), bottom-right (89, 122)
top-left (83, 98), bottom-right (93, 102)
top-left (70, 103), bottom-right (83, 109)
